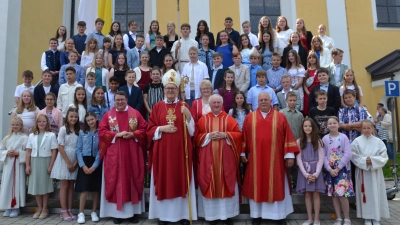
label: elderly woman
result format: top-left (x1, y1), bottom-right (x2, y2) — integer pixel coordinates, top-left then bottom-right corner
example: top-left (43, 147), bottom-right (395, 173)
top-left (191, 80), bottom-right (213, 123)
top-left (378, 107), bottom-right (394, 167)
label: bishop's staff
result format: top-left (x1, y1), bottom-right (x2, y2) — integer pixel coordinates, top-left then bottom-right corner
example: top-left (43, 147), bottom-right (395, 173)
top-left (179, 73), bottom-right (192, 225)
top-left (176, 0), bottom-right (182, 72)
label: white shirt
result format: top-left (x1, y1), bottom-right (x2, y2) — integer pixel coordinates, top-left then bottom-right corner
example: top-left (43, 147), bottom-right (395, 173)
top-left (57, 81), bottom-right (83, 118)
top-left (43, 85), bottom-right (51, 94)
top-left (292, 45), bottom-right (299, 53)
top-left (319, 35), bottom-right (335, 50)
top-left (275, 29), bottom-right (294, 55)
top-left (41, 50), bottom-right (57, 71)
top-left (14, 84), bottom-right (35, 98)
top-left (105, 90), bottom-right (115, 109)
top-left (57, 37), bottom-right (65, 52)
top-left (182, 61), bottom-right (209, 99)
top-left (247, 32), bottom-right (259, 47)
top-left (171, 38), bottom-right (199, 62)
top-left (123, 31), bottom-right (138, 50)
top-left (335, 64), bottom-right (342, 87)
top-left (80, 51), bottom-right (95, 67)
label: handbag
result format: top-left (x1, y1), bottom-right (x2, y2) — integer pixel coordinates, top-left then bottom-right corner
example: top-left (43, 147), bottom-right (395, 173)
top-left (305, 76), bottom-right (314, 87)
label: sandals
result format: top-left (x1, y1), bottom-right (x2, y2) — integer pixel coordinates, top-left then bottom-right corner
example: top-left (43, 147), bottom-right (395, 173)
top-left (60, 209), bottom-right (73, 222)
top-left (333, 218), bottom-right (342, 225)
top-left (343, 219), bottom-right (351, 225)
top-left (68, 209), bottom-right (77, 220)
top-left (32, 209), bottom-right (42, 219)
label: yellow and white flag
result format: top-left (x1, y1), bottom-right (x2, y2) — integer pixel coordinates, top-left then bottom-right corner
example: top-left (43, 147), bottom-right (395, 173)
top-left (78, 0), bottom-right (112, 34)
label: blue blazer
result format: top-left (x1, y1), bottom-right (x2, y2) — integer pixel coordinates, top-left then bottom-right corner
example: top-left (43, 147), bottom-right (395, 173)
top-left (118, 85), bottom-right (143, 111)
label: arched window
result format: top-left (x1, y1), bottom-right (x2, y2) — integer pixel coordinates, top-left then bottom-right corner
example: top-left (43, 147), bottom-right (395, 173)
top-left (114, 0), bottom-right (144, 34)
top-left (249, 0), bottom-right (281, 34)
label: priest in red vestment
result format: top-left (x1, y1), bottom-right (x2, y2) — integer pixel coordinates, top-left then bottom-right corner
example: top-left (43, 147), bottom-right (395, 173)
top-left (195, 94), bottom-right (242, 225)
top-left (147, 70), bottom-right (197, 225)
top-left (241, 92), bottom-right (299, 225)
top-left (99, 91), bottom-right (147, 224)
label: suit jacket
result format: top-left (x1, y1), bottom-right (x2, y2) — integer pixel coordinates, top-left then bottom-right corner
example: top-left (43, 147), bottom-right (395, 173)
top-left (228, 64), bottom-right (250, 93)
top-left (304, 31), bottom-right (313, 51)
top-left (308, 84), bottom-right (341, 113)
top-left (118, 85), bottom-right (144, 111)
top-left (33, 84), bottom-right (59, 110)
top-left (27, 132), bottom-right (58, 157)
top-left (127, 47), bottom-right (147, 70)
top-left (281, 45), bottom-right (308, 69)
top-left (276, 89), bottom-right (301, 111)
top-left (208, 67), bottom-right (228, 90)
top-left (326, 62), bottom-right (349, 87)
top-left (149, 47), bottom-right (171, 68)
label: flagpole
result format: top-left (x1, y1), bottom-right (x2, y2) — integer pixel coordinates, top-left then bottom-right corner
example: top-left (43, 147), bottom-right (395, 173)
top-left (177, 0), bottom-right (182, 73)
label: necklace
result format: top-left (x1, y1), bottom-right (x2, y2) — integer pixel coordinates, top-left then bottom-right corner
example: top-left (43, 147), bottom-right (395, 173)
top-left (164, 101), bottom-right (179, 126)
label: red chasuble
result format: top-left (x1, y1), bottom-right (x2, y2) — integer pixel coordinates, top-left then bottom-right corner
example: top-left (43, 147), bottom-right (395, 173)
top-left (241, 109), bottom-right (299, 203)
top-left (147, 101), bottom-right (193, 201)
top-left (195, 111), bottom-right (242, 199)
top-left (99, 106), bottom-right (147, 210)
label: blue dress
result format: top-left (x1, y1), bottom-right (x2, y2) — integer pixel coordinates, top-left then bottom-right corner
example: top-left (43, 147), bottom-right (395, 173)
top-left (260, 48), bottom-right (273, 71)
top-left (216, 44), bottom-right (234, 68)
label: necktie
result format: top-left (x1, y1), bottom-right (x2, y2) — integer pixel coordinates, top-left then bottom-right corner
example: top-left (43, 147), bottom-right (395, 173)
top-left (138, 50), bottom-right (141, 56)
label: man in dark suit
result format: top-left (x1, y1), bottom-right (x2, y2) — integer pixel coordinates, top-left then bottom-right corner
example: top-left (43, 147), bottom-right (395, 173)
top-left (34, 70), bottom-right (59, 110)
top-left (208, 52), bottom-right (228, 90)
top-left (308, 68), bottom-right (341, 112)
top-left (118, 70), bottom-right (144, 111)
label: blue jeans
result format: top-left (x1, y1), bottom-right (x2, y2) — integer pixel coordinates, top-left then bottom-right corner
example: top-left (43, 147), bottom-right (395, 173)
top-left (384, 140), bottom-right (395, 160)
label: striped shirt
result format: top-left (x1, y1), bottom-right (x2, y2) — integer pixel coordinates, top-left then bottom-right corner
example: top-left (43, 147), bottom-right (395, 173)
top-left (144, 83), bottom-right (164, 110)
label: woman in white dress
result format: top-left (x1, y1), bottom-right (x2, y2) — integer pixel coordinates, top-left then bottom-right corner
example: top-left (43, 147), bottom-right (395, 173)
top-left (275, 16), bottom-right (294, 55)
top-left (11, 90), bottom-right (40, 134)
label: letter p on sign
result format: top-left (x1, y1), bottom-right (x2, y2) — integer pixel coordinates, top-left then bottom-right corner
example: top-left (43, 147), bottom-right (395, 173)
top-left (385, 80), bottom-right (400, 97)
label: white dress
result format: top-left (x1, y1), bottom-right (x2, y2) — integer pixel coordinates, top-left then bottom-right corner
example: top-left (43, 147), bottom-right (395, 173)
top-left (275, 29), bottom-right (294, 55)
top-left (351, 135), bottom-right (390, 220)
top-left (0, 133), bottom-right (28, 210)
top-left (80, 51), bottom-right (95, 68)
top-left (13, 107), bottom-right (40, 135)
top-left (287, 67), bottom-right (306, 110)
top-left (50, 126), bottom-right (78, 180)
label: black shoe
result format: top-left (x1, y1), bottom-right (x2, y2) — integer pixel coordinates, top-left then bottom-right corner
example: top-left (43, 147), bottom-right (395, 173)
top-left (129, 215), bottom-right (139, 223)
top-left (113, 218), bottom-right (123, 224)
top-left (180, 219), bottom-right (190, 225)
top-left (209, 220), bottom-right (218, 225)
top-left (222, 218), bottom-right (233, 225)
top-left (277, 219), bottom-right (287, 225)
top-left (252, 218), bottom-right (261, 225)
top-left (159, 220), bottom-right (169, 225)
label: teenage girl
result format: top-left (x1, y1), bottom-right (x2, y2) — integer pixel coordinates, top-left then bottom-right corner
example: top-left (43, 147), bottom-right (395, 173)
top-left (87, 51), bottom-right (109, 89)
top-left (216, 70), bottom-right (238, 112)
top-left (143, 67), bottom-right (164, 115)
top-left (55, 26), bottom-right (67, 52)
top-left (238, 34), bottom-right (254, 67)
top-left (258, 16), bottom-right (277, 51)
top-left (296, 118), bottom-right (325, 225)
top-left (60, 38), bottom-right (75, 66)
top-left (146, 20), bottom-right (161, 51)
top-left (107, 21), bottom-right (122, 46)
top-left (134, 52), bottom-right (152, 91)
top-left (81, 38), bottom-right (99, 70)
top-left (215, 30), bottom-right (239, 68)
top-left (108, 53), bottom-right (131, 87)
top-left (26, 115), bottom-right (58, 219)
top-left (340, 69), bottom-right (363, 108)
top-left (102, 37), bottom-right (112, 69)
top-left (310, 36), bottom-right (331, 67)
top-left (69, 87), bottom-right (87, 130)
top-left (228, 91), bottom-right (250, 131)
top-left (295, 18), bottom-right (313, 52)
top-left (286, 50), bottom-right (306, 111)
top-left (11, 90), bottom-right (40, 134)
top-left (281, 32), bottom-right (307, 69)
top-left (87, 86), bottom-right (108, 121)
top-left (50, 108), bottom-right (80, 221)
top-left (108, 34), bottom-right (127, 68)
top-left (259, 31), bottom-right (274, 71)
top-left (163, 21), bottom-right (179, 50)
top-left (303, 53), bottom-right (321, 116)
top-left (275, 16), bottom-right (293, 55)
top-left (37, 93), bottom-right (63, 136)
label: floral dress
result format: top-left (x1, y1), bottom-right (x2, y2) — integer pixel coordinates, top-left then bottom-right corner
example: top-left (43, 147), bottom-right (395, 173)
top-left (288, 67), bottom-right (306, 111)
top-left (324, 134), bottom-right (355, 197)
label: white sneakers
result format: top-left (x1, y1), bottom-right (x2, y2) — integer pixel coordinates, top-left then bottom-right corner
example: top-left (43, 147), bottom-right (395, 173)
top-left (3, 209), bottom-right (19, 217)
top-left (91, 211), bottom-right (99, 222)
top-left (372, 220), bottom-right (381, 225)
top-left (77, 213), bottom-right (85, 224)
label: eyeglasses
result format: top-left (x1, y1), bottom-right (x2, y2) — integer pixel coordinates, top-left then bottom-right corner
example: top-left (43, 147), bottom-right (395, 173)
top-left (115, 99), bottom-right (127, 102)
top-left (165, 87), bottom-right (177, 91)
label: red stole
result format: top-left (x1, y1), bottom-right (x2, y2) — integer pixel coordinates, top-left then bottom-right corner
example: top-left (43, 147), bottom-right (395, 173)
top-left (195, 111), bottom-right (242, 199)
top-left (241, 109), bottom-right (299, 203)
top-left (98, 106), bottom-right (147, 210)
top-left (147, 101), bottom-right (193, 200)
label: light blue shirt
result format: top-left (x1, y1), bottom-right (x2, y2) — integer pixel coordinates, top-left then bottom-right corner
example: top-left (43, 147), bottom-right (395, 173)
top-left (247, 84), bottom-right (279, 111)
top-left (85, 31), bottom-right (105, 49)
top-left (267, 66), bottom-right (287, 91)
top-left (59, 63), bottom-right (85, 86)
top-left (249, 64), bottom-right (263, 88)
top-left (320, 84), bottom-right (329, 92)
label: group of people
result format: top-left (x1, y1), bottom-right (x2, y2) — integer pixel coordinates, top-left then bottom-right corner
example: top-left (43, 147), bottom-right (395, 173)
top-left (0, 14), bottom-right (393, 225)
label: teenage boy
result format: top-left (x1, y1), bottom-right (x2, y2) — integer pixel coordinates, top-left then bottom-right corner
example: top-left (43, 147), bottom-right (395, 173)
top-left (308, 67), bottom-right (341, 112)
top-left (339, 89), bottom-right (367, 143)
top-left (208, 52), bottom-right (228, 90)
top-left (34, 70), bottom-right (58, 110)
top-left (72, 21), bottom-right (87, 56)
top-left (277, 74), bottom-right (301, 111)
top-left (85, 72), bottom-right (97, 105)
top-left (249, 52), bottom-right (262, 89)
top-left (85, 18), bottom-right (105, 49)
top-left (229, 53), bottom-right (250, 93)
top-left (182, 46), bottom-right (209, 107)
top-left (123, 20), bottom-right (138, 50)
top-left (59, 51), bottom-right (85, 86)
top-left (127, 35), bottom-right (146, 69)
top-left (171, 23), bottom-right (199, 73)
top-left (308, 90), bottom-right (336, 138)
top-left (267, 53), bottom-right (287, 92)
top-left (14, 70), bottom-right (35, 106)
top-left (327, 48), bottom-right (349, 87)
top-left (198, 34), bottom-right (215, 70)
top-left (216, 17), bottom-right (240, 46)
top-left (41, 38), bottom-right (61, 87)
top-left (149, 35), bottom-right (171, 68)
top-left (57, 67), bottom-right (83, 118)
top-left (247, 70), bottom-right (279, 111)
top-left (105, 76), bottom-right (120, 109)
top-left (242, 21), bottom-right (259, 49)
top-left (118, 70), bottom-right (143, 111)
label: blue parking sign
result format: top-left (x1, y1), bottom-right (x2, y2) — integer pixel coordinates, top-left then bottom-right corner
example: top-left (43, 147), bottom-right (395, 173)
top-left (385, 80), bottom-right (400, 97)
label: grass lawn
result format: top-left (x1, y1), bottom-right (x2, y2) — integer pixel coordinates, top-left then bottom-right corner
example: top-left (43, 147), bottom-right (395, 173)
top-left (383, 153), bottom-right (400, 178)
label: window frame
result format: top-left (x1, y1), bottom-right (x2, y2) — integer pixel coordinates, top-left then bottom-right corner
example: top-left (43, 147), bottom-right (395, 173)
top-left (374, 0), bottom-right (400, 28)
top-left (249, 0), bottom-right (281, 34)
top-left (114, 0), bottom-right (145, 34)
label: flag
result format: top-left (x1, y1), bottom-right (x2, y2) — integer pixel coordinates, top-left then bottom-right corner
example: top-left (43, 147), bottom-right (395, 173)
top-left (78, 0), bottom-right (112, 34)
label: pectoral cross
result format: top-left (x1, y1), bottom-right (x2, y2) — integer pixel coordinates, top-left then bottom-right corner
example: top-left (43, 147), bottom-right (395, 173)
top-left (166, 108), bottom-right (177, 126)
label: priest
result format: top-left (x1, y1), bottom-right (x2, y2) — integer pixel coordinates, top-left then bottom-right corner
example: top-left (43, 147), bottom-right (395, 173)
top-left (99, 91), bottom-right (147, 224)
top-left (241, 92), bottom-right (299, 225)
top-left (147, 70), bottom-right (197, 225)
top-left (195, 94), bottom-right (242, 225)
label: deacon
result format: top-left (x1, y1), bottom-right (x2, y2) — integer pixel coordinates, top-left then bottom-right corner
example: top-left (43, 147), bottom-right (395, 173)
top-left (241, 92), bottom-right (299, 225)
top-left (195, 94), bottom-right (242, 225)
top-left (99, 91), bottom-right (147, 224)
top-left (147, 70), bottom-right (197, 225)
